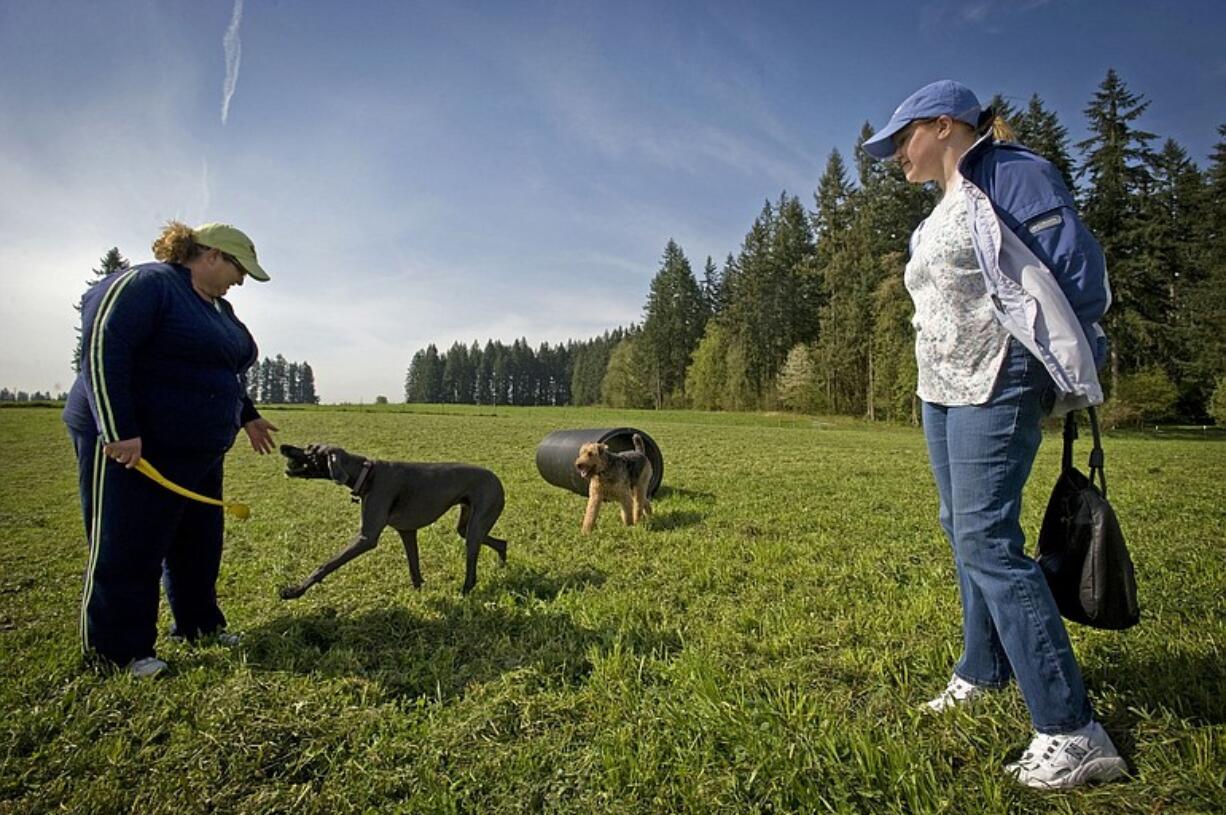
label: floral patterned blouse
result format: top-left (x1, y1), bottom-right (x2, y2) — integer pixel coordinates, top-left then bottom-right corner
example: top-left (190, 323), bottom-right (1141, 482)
top-left (904, 183), bottom-right (1010, 406)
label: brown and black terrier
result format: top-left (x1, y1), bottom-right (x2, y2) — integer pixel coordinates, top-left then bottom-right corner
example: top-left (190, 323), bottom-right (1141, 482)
top-left (574, 434), bottom-right (653, 534)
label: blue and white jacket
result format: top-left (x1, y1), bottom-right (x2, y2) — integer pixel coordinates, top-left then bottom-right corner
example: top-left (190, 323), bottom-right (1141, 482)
top-left (64, 263), bottom-right (260, 453)
top-left (912, 135), bottom-right (1110, 415)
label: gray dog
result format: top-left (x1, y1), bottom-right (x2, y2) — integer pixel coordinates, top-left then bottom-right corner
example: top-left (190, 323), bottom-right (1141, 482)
top-left (279, 443), bottom-right (507, 597)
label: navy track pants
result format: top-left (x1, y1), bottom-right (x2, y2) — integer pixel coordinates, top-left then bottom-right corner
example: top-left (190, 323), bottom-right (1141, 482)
top-left (75, 431), bottom-right (228, 665)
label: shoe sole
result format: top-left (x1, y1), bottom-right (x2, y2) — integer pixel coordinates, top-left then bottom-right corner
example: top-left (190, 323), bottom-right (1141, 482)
top-left (1019, 756), bottom-right (1127, 789)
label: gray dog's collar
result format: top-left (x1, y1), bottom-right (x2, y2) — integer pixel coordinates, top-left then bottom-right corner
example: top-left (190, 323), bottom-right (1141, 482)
top-left (349, 459), bottom-right (375, 503)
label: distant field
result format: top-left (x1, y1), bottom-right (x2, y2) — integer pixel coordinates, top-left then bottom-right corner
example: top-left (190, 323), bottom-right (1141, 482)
top-left (1, 404), bottom-right (1223, 814)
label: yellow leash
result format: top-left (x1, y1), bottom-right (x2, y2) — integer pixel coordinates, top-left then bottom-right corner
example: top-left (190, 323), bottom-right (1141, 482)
top-left (134, 458), bottom-right (251, 520)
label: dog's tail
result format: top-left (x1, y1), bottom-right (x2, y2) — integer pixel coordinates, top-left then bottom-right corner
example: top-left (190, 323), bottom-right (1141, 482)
top-left (633, 433), bottom-right (646, 454)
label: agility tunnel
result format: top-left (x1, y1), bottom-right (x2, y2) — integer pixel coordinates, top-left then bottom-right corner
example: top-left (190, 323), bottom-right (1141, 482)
top-left (535, 427), bottom-right (664, 498)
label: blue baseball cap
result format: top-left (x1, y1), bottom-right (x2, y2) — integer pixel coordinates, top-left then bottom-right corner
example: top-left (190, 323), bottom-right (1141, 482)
top-left (861, 80), bottom-right (982, 160)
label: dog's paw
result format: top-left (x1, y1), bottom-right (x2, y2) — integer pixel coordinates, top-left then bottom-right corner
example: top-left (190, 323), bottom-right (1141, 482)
top-left (279, 585), bottom-right (305, 600)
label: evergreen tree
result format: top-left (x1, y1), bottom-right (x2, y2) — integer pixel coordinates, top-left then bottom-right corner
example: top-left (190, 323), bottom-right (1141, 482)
top-left (475, 340), bottom-right (496, 404)
top-left (571, 330), bottom-right (624, 406)
top-left (404, 350), bottom-right (423, 402)
top-left (1014, 93), bottom-right (1077, 191)
top-left (854, 121), bottom-right (882, 187)
top-left (299, 361), bottom-right (318, 404)
top-left (640, 239), bottom-right (708, 407)
top-left (72, 247), bottom-right (130, 372)
top-left (816, 126), bottom-right (933, 416)
top-left (265, 355), bottom-right (288, 403)
top-left (404, 345), bottom-right (443, 402)
top-left (813, 149), bottom-right (853, 265)
top-left (423, 344), bottom-right (444, 403)
top-left (286, 362), bottom-right (301, 404)
top-left (1185, 124), bottom-right (1226, 413)
top-left (490, 341), bottom-right (510, 406)
top-left (509, 338), bottom-right (532, 405)
top-left (1076, 69), bottom-right (1158, 393)
top-left (258, 358), bottom-right (275, 404)
top-left (467, 341), bottom-right (483, 404)
top-left (719, 193), bottom-right (818, 405)
top-left (441, 342), bottom-right (469, 404)
top-left (701, 255), bottom-right (724, 317)
top-left (1139, 138), bottom-right (1211, 412)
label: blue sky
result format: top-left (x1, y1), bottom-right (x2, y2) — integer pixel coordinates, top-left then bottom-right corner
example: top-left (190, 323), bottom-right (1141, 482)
top-left (2, 0), bottom-right (1223, 402)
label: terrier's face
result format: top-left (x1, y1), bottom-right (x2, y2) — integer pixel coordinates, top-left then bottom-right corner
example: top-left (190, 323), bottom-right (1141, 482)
top-left (280, 443), bottom-right (333, 479)
top-left (574, 442), bottom-right (608, 479)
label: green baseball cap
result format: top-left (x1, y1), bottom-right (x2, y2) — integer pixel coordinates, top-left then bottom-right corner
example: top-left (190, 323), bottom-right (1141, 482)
top-left (192, 222), bottom-right (270, 281)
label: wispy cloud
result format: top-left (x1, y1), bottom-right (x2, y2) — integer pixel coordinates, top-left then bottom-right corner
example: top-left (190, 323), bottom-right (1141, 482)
top-left (221, 0), bottom-right (243, 125)
top-left (920, 0), bottom-right (1057, 32)
top-left (527, 57), bottom-right (809, 189)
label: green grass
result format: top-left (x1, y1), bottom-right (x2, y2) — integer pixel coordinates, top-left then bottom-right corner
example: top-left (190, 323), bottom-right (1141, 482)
top-left (1, 405), bottom-right (1223, 814)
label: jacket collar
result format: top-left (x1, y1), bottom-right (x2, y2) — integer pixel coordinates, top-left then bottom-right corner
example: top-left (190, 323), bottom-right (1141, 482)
top-left (956, 132), bottom-right (996, 181)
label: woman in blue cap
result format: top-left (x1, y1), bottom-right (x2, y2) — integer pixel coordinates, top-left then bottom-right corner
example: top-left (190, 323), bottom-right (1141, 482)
top-left (64, 220), bottom-right (278, 678)
top-left (862, 80), bottom-right (1124, 789)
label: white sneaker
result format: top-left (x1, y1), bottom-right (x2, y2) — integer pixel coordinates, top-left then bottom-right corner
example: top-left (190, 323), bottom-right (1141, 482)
top-left (127, 656), bottom-right (169, 678)
top-left (925, 674), bottom-right (992, 712)
top-left (1007, 720), bottom-right (1127, 789)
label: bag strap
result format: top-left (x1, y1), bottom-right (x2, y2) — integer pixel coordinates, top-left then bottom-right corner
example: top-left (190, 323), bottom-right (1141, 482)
top-left (1061, 408), bottom-right (1108, 497)
top-left (1087, 406), bottom-right (1107, 497)
top-left (1061, 412), bottom-right (1077, 473)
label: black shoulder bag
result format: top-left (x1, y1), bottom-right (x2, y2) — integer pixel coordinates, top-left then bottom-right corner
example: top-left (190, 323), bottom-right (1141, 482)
top-left (1035, 407), bottom-right (1140, 630)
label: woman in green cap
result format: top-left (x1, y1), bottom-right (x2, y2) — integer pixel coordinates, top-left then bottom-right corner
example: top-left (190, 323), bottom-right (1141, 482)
top-left (64, 220), bottom-right (277, 677)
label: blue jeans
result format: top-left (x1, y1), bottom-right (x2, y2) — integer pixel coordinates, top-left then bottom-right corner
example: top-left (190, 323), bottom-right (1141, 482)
top-left (922, 341), bottom-right (1092, 734)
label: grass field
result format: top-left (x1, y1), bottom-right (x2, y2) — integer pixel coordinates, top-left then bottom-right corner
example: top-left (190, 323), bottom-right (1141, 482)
top-left (1, 404), bottom-right (1223, 814)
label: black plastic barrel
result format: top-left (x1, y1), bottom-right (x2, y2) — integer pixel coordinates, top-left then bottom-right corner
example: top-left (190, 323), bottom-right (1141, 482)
top-left (535, 427), bottom-right (663, 498)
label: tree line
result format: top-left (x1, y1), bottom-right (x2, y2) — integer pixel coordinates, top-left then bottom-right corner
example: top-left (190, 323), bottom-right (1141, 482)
top-left (404, 69), bottom-right (1226, 426)
top-left (403, 330), bottom-right (633, 406)
top-left (0, 389), bottom-right (68, 403)
top-left (246, 356), bottom-right (319, 405)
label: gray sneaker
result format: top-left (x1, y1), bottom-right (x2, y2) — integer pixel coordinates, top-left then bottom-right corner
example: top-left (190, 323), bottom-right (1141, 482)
top-left (214, 630), bottom-right (241, 647)
top-left (127, 656), bottom-right (169, 678)
top-left (1007, 720), bottom-right (1128, 789)
top-left (167, 629), bottom-right (241, 647)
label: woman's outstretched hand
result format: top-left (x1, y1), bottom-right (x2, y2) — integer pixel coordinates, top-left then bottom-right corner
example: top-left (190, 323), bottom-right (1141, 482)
top-left (243, 418), bottom-right (279, 455)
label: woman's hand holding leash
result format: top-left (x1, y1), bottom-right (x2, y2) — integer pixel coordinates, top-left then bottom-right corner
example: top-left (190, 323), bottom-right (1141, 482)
top-left (103, 437), bottom-right (142, 468)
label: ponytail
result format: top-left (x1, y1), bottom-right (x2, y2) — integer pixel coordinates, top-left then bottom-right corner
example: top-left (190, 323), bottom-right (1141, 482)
top-left (151, 220), bottom-right (204, 264)
top-left (975, 107), bottom-right (1017, 143)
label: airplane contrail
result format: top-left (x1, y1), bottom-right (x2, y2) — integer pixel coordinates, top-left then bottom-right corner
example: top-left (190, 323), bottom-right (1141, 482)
top-left (221, 0), bottom-right (244, 125)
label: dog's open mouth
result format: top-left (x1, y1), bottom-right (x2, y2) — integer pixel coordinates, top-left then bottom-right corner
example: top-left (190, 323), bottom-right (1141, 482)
top-left (575, 463), bottom-right (590, 478)
top-left (280, 444), bottom-right (330, 479)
